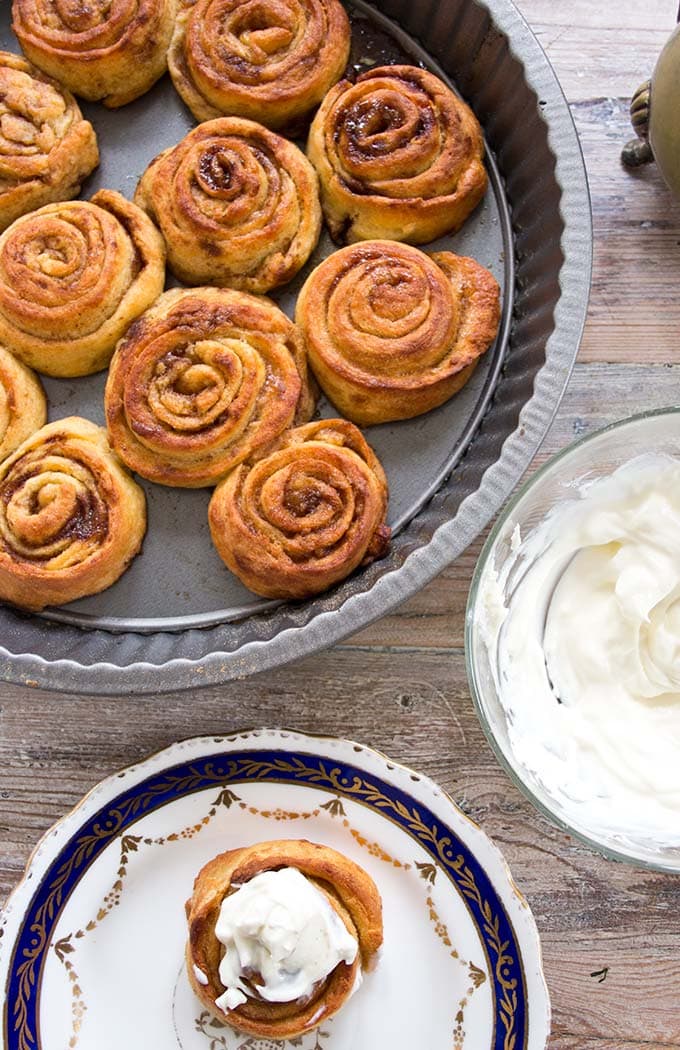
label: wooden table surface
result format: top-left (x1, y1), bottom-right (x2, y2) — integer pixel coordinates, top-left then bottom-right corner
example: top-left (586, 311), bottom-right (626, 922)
top-left (3, 3), bottom-right (680, 1048)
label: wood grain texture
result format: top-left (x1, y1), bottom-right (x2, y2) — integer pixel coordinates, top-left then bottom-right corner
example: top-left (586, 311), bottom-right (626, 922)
top-left (2, 3), bottom-right (680, 1049)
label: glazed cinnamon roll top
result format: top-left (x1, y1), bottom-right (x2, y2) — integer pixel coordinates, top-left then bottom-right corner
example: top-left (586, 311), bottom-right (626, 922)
top-left (0, 189), bottom-right (166, 377)
top-left (208, 419), bottom-right (390, 600)
top-left (307, 64), bottom-right (488, 244)
top-left (105, 287), bottom-right (315, 488)
top-left (135, 118), bottom-right (321, 293)
top-left (12, 0), bottom-right (177, 107)
top-left (0, 416), bottom-right (146, 611)
top-left (169, 0), bottom-right (351, 130)
top-left (186, 839), bottom-right (383, 1039)
top-left (0, 51), bottom-right (99, 231)
top-left (296, 240), bottom-right (501, 424)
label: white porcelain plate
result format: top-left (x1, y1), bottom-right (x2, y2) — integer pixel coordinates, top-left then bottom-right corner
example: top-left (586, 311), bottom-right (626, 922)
top-left (0, 730), bottom-right (550, 1049)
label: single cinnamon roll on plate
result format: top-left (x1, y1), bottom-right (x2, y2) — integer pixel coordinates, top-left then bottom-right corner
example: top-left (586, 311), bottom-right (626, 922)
top-left (296, 240), bottom-right (501, 424)
top-left (0, 344), bottom-right (46, 462)
top-left (0, 189), bottom-right (166, 378)
top-left (105, 287), bottom-right (315, 488)
top-left (135, 118), bottom-right (321, 294)
top-left (0, 416), bottom-right (146, 612)
top-left (186, 839), bottom-right (383, 1039)
top-left (0, 51), bottom-right (98, 232)
top-left (169, 0), bottom-right (350, 131)
top-left (12, 0), bottom-right (177, 108)
top-left (307, 64), bottom-right (487, 244)
top-left (208, 418), bottom-right (390, 600)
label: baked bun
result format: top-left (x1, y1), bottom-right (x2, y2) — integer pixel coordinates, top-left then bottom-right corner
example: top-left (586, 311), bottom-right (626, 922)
top-left (307, 64), bottom-right (487, 244)
top-left (12, 0), bottom-right (177, 108)
top-left (169, 0), bottom-right (350, 131)
top-left (208, 419), bottom-right (390, 599)
top-left (0, 416), bottom-right (146, 611)
top-left (0, 190), bottom-right (165, 378)
top-left (0, 344), bottom-right (46, 462)
top-left (135, 118), bottom-right (321, 293)
top-left (105, 287), bottom-right (315, 488)
top-left (186, 839), bottom-right (383, 1039)
top-left (296, 240), bottom-right (501, 424)
top-left (0, 51), bottom-right (98, 231)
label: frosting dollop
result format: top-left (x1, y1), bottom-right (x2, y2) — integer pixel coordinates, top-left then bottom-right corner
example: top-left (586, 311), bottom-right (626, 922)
top-left (479, 453), bottom-right (680, 846)
top-left (213, 867), bottom-right (358, 1012)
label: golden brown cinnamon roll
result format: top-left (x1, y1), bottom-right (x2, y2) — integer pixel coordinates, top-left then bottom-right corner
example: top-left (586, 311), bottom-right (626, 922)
top-left (0, 416), bottom-right (146, 611)
top-left (186, 839), bottom-right (383, 1039)
top-left (0, 345), bottom-right (46, 463)
top-left (135, 118), bottom-right (321, 293)
top-left (168, 0), bottom-right (350, 131)
top-left (307, 65), bottom-right (488, 244)
top-left (11, 0), bottom-right (177, 108)
top-left (209, 418), bottom-right (390, 599)
top-left (105, 287), bottom-right (315, 488)
top-left (0, 51), bottom-right (98, 232)
top-left (0, 189), bottom-right (166, 378)
top-left (296, 241), bottom-right (501, 424)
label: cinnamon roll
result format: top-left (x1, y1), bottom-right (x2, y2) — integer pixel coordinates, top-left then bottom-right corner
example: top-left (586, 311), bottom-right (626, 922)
top-left (0, 416), bottom-right (146, 612)
top-left (208, 419), bottom-right (390, 599)
top-left (0, 51), bottom-right (98, 232)
top-left (134, 118), bottom-right (321, 293)
top-left (105, 287), bottom-right (315, 488)
top-left (0, 345), bottom-right (46, 463)
top-left (186, 839), bottom-right (383, 1039)
top-left (168, 0), bottom-right (350, 131)
top-left (296, 241), bottom-right (501, 424)
top-left (11, 0), bottom-right (177, 108)
top-left (0, 189), bottom-right (166, 378)
top-left (307, 65), bottom-right (488, 244)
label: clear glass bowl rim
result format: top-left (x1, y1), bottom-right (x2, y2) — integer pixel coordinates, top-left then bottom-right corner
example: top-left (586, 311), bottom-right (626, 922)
top-left (464, 405), bottom-right (680, 872)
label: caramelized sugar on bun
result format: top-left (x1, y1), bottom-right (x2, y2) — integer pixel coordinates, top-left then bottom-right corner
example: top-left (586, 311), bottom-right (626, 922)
top-left (0, 345), bottom-right (46, 463)
top-left (135, 118), bottom-right (321, 294)
top-left (307, 64), bottom-right (487, 244)
top-left (186, 839), bottom-right (383, 1039)
top-left (169, 0), bottom-right (350, 131)
top-left (0, 417), bottom-right (146, 612)
top-left (11, 0), bottom-right (177, 108)
top-left (296, 240), bottom-right (501, 424)
top-left (105, 287), bottom-right (315, 489)
top-left (0, 51), bottom-right (98, 232)
top-left (209, 419), bottom-right (390, 600)
top-left (0, 190), bottom-right (166, 378)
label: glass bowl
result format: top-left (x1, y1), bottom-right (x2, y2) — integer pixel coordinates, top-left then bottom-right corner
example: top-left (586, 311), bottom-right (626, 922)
top-left (465, 407), bottom-right (680, 871)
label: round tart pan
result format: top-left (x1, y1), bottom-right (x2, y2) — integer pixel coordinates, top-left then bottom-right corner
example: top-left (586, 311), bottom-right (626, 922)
top-left (0, 0), bottom-right (592, 694)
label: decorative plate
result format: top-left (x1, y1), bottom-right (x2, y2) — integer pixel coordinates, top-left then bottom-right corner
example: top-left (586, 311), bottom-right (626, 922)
top-left (0, 730), bottom-right (550, 1049)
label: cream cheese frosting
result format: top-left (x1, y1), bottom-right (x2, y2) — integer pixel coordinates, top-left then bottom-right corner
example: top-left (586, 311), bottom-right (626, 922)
top-left (213, 866), bottom-right (358, 1013)
top-left (479, 453), bottom-right (680, 846)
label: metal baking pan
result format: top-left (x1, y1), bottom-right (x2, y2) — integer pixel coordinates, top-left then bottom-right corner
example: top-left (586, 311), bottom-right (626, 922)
top-left (0, 0), bottom-right (592, 694)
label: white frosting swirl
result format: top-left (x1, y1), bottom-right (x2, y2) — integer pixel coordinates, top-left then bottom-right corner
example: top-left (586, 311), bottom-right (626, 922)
top-left (479, 453), bottom-right (680, 846)
top-left (213, 867), bottom-right (358, 1013)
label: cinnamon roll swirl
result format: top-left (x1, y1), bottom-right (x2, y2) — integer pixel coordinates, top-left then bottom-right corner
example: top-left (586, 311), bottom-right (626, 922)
top-left (0, 51), bottom-right (98, 232)
top-left (105, 287), bottom-right (315, 488)
top-left (296, 241), bottom-right (501, 424)
top-left (134, 118), bottom-right (321, 293)
top-left (0, 189), bottom-right (166, 378)
top-left (307, 65), bottom-right (488, 244)
top-left (186, 839), bottom-right (383, 1039)
top-left (208, 419), bottom-right (390, 599)
top-left (0, 416), bottom-right (146, 611)
top-left (11, 0), bottom-right (177, 108)
top-left (0, 345), bottom-right (46, 463)
top-left (168, 0), bottom-right (350, 131)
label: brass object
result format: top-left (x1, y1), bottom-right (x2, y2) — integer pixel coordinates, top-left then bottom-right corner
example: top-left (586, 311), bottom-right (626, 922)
top-left (622, 12), bottom-right (680, 195)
